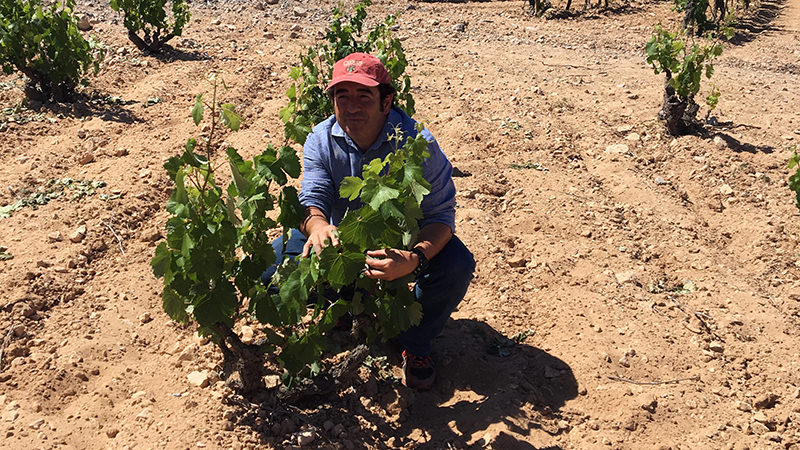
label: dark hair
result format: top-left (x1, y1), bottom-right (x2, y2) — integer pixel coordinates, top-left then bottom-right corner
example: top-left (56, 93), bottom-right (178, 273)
top-left (377, 83), bottom-right (396, 105)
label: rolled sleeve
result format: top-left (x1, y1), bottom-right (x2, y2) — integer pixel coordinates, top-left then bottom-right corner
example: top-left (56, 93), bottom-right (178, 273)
top-left (419, 136), bottom-right (456, 232)
top-left (298, 131), bottom-right (336, 217)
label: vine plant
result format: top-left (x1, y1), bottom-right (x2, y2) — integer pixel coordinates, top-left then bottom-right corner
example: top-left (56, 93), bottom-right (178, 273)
top-left (0, 0), bottom-right (104, 101)
top-left (280, 0), bottom-right (414, 146)
top-left (109, 0), bottom-right (190, 52)
top-left (788, 147), bottom-right (800, 211)
top-left (152, 1), bottom-right (426, 395)
top-left (645, 24), bottom-right (730, 136)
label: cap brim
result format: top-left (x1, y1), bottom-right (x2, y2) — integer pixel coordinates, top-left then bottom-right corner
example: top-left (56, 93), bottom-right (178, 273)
top-left (326, 74), bottom-right (381, 91)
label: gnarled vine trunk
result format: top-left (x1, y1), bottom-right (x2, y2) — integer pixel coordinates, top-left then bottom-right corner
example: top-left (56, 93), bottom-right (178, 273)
top-left (658, 71), bottom-right (696, 136)
top-left (214, 323), bottom-right (268, 397)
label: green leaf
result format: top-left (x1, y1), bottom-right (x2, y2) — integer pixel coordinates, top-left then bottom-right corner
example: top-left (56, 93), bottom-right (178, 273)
top-left (319, 299), bottom-right (350, 332)
top-left (162, 288), bottom-right (190, 324)
top-left (328, 250), bottom-right (365, 290)
top-left (192, 94), bottom-right (203, 126)
top-left (339, 177), bottom-right (364, 200)
top-left (193, 280), bottom-right (237, 328)
top-left (365, 182), bottom-right (400, 211)
top-left (278, 186), bottom-right (304, 230)
top-left (220, 103), bottom-right (241, 131)
top-left (280, 330), bottom-right (325, 374)
top-left (279, 146), bottom-right (301, 179)
top-left (151, 242), bottom-right (171, 278)
top-left (227, 148), bottom-right (251, 195)
top-left (167, 170), bottom-right (190, 213)
top-left (337, 208), bottom-right (383, 251)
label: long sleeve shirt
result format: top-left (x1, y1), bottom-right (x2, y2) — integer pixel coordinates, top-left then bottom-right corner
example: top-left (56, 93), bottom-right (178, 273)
top-left (299, 106), bottom-right (456, 232)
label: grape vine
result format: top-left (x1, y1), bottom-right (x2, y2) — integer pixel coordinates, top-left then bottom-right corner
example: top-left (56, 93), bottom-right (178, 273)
top-left (152, 2), bottom-right (426, 394)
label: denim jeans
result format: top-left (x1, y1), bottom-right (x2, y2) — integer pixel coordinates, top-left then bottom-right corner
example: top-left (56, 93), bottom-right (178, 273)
top-left (262, 229), bottom-right (475, 356)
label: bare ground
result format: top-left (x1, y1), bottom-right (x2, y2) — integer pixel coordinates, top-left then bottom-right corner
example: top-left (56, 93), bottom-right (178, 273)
top-left (0, 0), bottom-right (799, 448)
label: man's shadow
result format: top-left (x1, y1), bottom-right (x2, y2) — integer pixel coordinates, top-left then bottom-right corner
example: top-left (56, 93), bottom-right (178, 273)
top-left (356, 319), bottom-right (578, 448)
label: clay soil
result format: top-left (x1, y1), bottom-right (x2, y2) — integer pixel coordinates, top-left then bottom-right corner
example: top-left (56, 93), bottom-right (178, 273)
top-left (1, 0), bottom-right (799, 448)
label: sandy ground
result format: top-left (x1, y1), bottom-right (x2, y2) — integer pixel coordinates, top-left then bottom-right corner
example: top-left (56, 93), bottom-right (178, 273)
top-left (1, 0), bottom-right (799, 448)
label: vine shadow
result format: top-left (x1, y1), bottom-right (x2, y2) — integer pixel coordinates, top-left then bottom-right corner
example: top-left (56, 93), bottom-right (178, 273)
top-left (544, 2), bottom-right (645, 20)
top-left (147, 44), bottom-right (211, 63)
top-left (712, 132), bottom-right (774, 154)
top-left (41, 96), bottom-right (142, 124)
top-left (377, 318), bottom-right (578, 448)
top-left (727, 0), bottom-right (786, 46)
top-left (233, 319), bottom-right (577, 448)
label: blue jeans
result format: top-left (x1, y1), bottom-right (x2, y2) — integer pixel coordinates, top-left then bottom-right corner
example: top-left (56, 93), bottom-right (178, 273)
top-left (262, 229), bottom-right (475, 356)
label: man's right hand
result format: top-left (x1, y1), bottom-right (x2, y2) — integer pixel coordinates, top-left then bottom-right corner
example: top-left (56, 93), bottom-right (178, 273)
top-left (302, 221), bottom-right (339, 257)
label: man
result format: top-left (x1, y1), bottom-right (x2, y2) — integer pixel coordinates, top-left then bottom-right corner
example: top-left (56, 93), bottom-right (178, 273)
top-left (273, 52), bottom-right (475, 390)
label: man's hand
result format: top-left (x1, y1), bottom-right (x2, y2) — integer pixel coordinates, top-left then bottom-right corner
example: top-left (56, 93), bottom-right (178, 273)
top-left (364, 248), bottom-right (419, 281)
top-left (302, 224), bottom-right (339, 257)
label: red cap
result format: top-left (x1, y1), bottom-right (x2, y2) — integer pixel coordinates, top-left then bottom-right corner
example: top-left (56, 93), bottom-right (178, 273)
top-left (326, 53), bottom-right (392, 91)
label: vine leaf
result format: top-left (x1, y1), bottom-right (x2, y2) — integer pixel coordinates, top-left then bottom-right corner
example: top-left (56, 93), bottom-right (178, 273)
top-left (340, 176), bottom-right (365, 200)
top-left (162, 287), bottom-right (190, 324)
top-left (192, 94), bottom-right (203, 126)
top-left (220, 103), bottom-right (241, 131)
top-left (337, 208), bottom-right (383, 251)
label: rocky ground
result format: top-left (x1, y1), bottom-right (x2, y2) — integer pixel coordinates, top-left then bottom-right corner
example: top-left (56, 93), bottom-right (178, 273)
top-left (0, 0), bottom-right (799, 448)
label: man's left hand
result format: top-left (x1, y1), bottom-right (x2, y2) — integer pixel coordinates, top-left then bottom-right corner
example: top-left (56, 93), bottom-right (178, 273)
top-left (364, 248), bottom-right (418, 281)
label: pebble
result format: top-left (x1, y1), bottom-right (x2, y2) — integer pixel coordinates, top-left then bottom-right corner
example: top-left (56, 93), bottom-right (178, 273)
top-left (616, 125), bottom-right (633, 133)
top-left (752, 411), bottom-right (769, 423)
top-left (69, 225), bottom-right (87, 243)
top-left (506, 256), bottom-right (527, 268)
top-left (297, 430), bottom-right (315, 446)
top-left (737, 400), bottom-right (753, 412)
top-left (3, 410), bottom-right (19, 422)
top-left (625, 133), bottom-right (640, 142)
top-left (12, 324), bottom-right (25, 337)
top-left (615, 271), bottom-right (637, 285)
top-left (47, 231), bottom-right (62, 242)
top-left (708, 342), bottom-right (724, 353)
top-left (452, 22), bottom-right (466, 32)
top-left (637, 393), bottom-right (657, 413)
top-left (77, 16), bottom-right (92, 31)
top-left (605, 144), bottom-right (629, 154)
top-left (136, 228), bottom-right (159, 243)
top-left (178, 344), bottom-right (197, 361)
top-left (78, 153), bottom-right (94, 165)
top-left (188, 371), bottom-right (210, 388)
top-left (113, 148), bottom-right (129, 157)
top-left (139, 312), bottom-right (152, 324)
top-left (135, 408), bottom-right (151, 421)
top-left (211, 18), bottom-right (221, 25)
top-left (654, 176), bottom-right (670, 185)
top-left (293, 7), bottom-right (307, 17)
top-left (719, 184), bottom-right (734, 196)
top-left (240, 326), bottom-right (254, 344)
top-left (106, 428), bottom-right (119, 438)
top-left (28, 418), bottom-right (45, 430)
top-left (713, 136), bottom-right (727, 149)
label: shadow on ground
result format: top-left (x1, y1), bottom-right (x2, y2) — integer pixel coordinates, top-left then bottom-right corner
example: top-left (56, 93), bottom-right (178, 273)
top-left (714, 132), bottom-right (774, 153)
top-left (235, 319), bottom-right (578, 448)
top-left (382, 319), bottom-right (577, 448)
top-left (728, 0), bottom-right (786, 45)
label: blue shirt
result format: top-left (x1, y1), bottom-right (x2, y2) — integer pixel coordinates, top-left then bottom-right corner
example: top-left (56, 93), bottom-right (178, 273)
top-left (299, 106), bottom-right (456, 232)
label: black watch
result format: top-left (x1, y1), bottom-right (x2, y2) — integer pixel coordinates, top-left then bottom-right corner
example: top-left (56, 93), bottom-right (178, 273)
top-left (410, 247), bottom-right (429, 277)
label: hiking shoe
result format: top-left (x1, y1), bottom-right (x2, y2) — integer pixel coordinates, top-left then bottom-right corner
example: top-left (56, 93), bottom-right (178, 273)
top-left (401, 350), bottom-right (436, 390)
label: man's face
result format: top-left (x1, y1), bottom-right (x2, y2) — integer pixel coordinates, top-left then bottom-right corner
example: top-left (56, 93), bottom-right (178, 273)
top-left (331, 81), bottom-right (392, 151)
